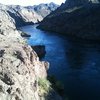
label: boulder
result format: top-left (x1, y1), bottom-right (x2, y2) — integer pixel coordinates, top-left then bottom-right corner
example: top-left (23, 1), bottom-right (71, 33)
top-left (31, 45), bottom-right (46, 59)
top-left (21, 32), bottom-right (31, 37)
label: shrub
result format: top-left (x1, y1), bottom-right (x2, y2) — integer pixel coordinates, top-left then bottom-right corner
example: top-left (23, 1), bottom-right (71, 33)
top-left (38, 78), bottom-right (51, 96)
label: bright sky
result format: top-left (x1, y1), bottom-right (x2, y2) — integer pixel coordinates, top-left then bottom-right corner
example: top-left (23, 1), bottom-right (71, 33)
top-left (0, 0), bottom-right (66, 6)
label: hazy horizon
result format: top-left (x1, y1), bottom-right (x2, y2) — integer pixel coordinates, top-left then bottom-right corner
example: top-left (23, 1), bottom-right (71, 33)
top-left (0, 0), bottom-right (65, 6)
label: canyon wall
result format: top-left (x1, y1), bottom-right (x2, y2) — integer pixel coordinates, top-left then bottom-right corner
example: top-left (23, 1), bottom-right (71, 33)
top-left (0, 3), bottom-right (58, 27)
top-left (0, 5), bottom-right (62, 100)
top-left (38, 0), bottom-right (100, 40)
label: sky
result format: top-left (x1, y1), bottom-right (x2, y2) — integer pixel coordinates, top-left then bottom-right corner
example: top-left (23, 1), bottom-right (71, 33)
top-left (0, 0), bottom-right (66, 6)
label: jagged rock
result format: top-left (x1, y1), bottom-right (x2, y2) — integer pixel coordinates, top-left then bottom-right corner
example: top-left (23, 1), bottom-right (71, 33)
top-left (0, 44), bottom-right (49, 100)
top-left (0, 3), bottom-right (59, 27)
top-left (0, 5), bottom-right (62, 100)
top-left (28, 2), bottom-right (59, 18)
top-left (31, 45), bottom-right (46, 59)
top-left (7, 5), bottom-right (43, 27)
top-left (21, 32), bottom-right (31, 37)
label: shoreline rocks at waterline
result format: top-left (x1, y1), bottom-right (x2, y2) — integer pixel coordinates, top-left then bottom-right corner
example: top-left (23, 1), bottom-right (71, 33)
top-left (21, 32), bottom-right (31, 37)
top-left (31, 45), bottom-right (46, 59)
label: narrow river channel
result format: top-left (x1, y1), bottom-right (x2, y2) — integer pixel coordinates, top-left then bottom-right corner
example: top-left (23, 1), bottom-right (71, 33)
top-left (21, 25), bottom-right (100, 100)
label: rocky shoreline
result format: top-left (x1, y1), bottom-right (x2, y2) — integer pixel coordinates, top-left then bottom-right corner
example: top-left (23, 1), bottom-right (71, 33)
top-left (31, 45), bottom-right (46, 59)
top-left (0, 5), bottom-right (62, 100)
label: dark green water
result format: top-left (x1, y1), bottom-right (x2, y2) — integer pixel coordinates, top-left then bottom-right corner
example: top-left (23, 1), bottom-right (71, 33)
top-left (21, 25), bottom-right (100, 100)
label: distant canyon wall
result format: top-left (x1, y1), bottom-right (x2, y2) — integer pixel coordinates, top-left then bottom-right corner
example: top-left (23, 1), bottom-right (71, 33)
top-left (38, 0), bottom-right (100, 40)
top-left (0, 3), bottom-right (58, 27)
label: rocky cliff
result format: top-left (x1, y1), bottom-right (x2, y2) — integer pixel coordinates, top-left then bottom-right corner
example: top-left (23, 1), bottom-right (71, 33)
top-left (0, 7), bottom-right (62, 100)
top-left (38, 0), bottom-right (100, 40)
top-left (0, 3), bottom-right (58, 27)
top-left (26, 2), bottom-right (59, 18)
top-left (64, 0), bottom-right (99, 8)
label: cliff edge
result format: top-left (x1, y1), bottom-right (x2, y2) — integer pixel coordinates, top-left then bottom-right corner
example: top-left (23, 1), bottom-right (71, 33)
top-left (0, 7), bottom-right (62, 100)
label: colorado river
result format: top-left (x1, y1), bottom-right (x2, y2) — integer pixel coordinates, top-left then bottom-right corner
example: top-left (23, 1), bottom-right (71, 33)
top-left (21, 25), bottom-right (100, 100)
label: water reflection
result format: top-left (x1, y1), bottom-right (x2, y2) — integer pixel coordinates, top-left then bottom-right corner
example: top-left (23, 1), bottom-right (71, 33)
top-left (67, 47), bottom-right (85, 69)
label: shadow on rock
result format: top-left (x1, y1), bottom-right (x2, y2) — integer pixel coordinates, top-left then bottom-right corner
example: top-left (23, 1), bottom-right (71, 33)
top-left (31, 45), bottom-right (46, 59)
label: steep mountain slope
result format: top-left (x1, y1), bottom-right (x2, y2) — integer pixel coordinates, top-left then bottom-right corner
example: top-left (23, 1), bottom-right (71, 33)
top-left (64, 0), bottom-right (99, 8)
top-left (38, 0), bottom-right (100, 40)
top-left (8, 5), bottom-right (43, 26)
top-left (0, 7), bottom-right (62, 100)
top-left (0, 3), bottom-right (58, 27)
top-left (26, 2), bottom-right (59, 18)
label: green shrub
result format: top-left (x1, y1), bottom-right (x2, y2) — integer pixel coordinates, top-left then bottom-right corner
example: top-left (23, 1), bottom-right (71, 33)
top-left (38, 78), bottom-right (51, 96)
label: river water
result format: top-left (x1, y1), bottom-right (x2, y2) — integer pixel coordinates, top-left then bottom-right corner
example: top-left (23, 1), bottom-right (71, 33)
top-left (21, 25), bottom-right (100, 100)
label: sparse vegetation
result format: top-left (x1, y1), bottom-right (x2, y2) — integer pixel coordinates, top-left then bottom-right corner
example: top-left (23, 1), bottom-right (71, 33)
top-left (38, 78), bottom-right (52, 96)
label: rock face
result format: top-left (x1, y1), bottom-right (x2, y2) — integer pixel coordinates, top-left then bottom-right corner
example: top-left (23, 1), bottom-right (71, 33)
top-left (0, 6), bottom-right (62, 100)
top-left (31, 45), bottom-right (46, 59)
top-left (38, 0), bottom-right (100, 40)
top-left (64, 0), bottom-right (99, 8)
top-left (21, 32), bottom-right (31, 37)
top-left (7, 5), bottom-right (42, 27)
top-left (0, 3), bottom-right (59, 27)
top-left (27, 2), bottom-right (59, 18)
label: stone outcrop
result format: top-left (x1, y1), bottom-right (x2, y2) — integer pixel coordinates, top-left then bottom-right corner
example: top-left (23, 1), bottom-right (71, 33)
top-left (0, 6), bottom-right (62, 100)
top-left (21, 32), bottom-right (31, 37)
top-left (31, 45), bottom-right (46, 59)
top-left (38, 0), bottom-right (100, 40)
